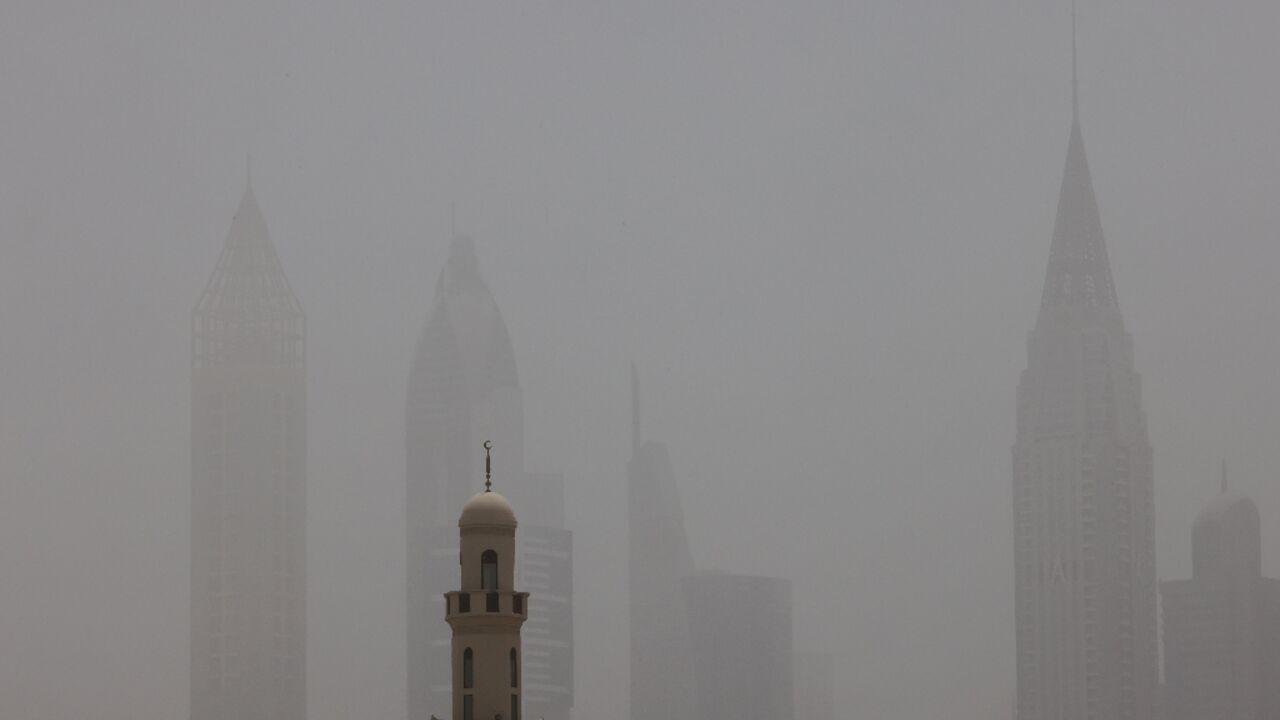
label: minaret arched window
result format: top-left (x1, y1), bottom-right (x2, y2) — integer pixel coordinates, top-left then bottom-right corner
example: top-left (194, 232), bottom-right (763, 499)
top-left (510, 648), bottom-right (519, 688)
top-left (463, 648), bottom-right (474, 689)
top-left (481, 550), bottom-right (499, 591)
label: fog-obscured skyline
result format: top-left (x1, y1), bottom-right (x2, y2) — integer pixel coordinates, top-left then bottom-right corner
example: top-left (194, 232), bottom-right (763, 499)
top-left (3, 2), bottom-right (1280, 719)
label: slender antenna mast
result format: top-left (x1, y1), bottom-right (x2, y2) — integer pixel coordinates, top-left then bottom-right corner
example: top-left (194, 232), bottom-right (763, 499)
top-left (1072, 0), bottom-right (1079, 124)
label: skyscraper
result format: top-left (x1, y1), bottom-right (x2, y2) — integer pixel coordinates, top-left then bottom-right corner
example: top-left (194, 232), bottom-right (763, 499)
top-left (1012, 20), bottom-right (1157, 720)
top-left (1161, 469), bottom-right (1280, 720)
top-left (628, 366), bottom-right (699, 720)
top-left (407, 236), bottom-right (572, 720)
top-left (191, 181), bottom-right (307, 720)
top-left (683, 571), bottom-right (794, 720)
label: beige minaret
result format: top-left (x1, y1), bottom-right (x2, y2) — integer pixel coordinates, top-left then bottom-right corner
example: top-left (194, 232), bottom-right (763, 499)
top-left (445, 442), bottom-right (528, 720)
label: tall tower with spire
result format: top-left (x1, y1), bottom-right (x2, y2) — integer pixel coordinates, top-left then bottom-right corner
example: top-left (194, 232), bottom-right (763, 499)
top-left (191, 180), bottom-right (307, 720)
top-left (1012, 14), bottom-right (1157, 720)
top-left (407, 235), bottom-right (572, 720)
top-left (627, 366), bottom-right (699, 720)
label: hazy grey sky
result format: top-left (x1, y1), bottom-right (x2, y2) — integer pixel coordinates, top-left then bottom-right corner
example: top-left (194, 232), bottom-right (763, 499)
top-left (2, 2), bottom-right (1279, 718)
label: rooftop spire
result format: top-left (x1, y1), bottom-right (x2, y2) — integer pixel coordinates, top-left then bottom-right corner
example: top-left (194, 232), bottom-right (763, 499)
top-left (484, 440), bottom-right (493, 492)
top-left (1072, 1), bottom-right (1079, 125)
top-left (1036, 12), bottom-right (1120, 322)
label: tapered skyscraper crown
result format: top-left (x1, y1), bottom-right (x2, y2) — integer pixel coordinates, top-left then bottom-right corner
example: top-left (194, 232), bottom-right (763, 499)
top-left (191, 179), bottom-right (306, 720)
top-left (194, 184), bottom-right (305, 369)
top-left (1037, 121), bottom-right (1118, 320)
top-left (1038, 7), bottom-right (1118, 322)
top-left (413, 236), bottom-right (519, 399)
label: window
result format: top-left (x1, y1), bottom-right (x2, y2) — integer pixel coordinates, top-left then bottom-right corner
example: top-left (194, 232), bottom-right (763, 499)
top-left (511, 694), bottom-right (519, 720)
top-left (463, 694), bottom-right (473, 720)
top-left (463, 648), bottom-right (474, 689)
top-left (481, 550), bottom-right (498, 590)
top-left (510, 648), bottom-right (519, 688)
top-left (458, 593), bottom-right (471, 613)
top-left (487, 592), bottom-right (500, 613)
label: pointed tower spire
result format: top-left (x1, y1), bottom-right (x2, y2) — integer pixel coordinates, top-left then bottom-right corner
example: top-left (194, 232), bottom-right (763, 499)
top-left (1072, 1), bottom-right (1079, 125)
top-left (1036, 8), bottom-right (1119, 322)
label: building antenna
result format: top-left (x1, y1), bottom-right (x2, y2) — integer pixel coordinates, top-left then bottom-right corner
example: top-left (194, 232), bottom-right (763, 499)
top-left (484, 440), bottom-right (493, 492)
top-left (1072, 0), bottom-right (1079, 124)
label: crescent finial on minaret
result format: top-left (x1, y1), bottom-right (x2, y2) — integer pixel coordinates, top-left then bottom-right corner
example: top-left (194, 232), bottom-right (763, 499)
top-left (484, 440), bottom-right (493, 492)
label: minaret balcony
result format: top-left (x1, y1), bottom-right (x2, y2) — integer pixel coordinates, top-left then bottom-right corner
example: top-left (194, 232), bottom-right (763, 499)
top-left (444, 590), bottom-right (529, 623)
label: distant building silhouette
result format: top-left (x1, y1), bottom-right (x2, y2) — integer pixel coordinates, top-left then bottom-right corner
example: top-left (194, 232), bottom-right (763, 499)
top-left (1012, 20), bottom-right (1157, 720)
top-left (1161, 470), bottom-right (1280, 720)
top-left (407, 236), bottom-right (572, 720)
top-left (191, 182), bottom-right (307, 720)
top-left (627, 365), bottom-right (699, 720)
top-left (792, 652), bottom-right (835, 720)
top-left (683, 571), bottom-right (794, 720)
top-left (444, 448), bottom-right (528, 720)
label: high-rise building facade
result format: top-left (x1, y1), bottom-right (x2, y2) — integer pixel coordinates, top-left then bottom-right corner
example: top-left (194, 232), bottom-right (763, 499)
top-left (683, 571), bottom-right (794, 720)
top-left (191, 183), bottom-right (307, 720)
top-left (407, 236), bottom-right (572, 720)
top-left (628, 367), bottom-right (699, 720)
top-left (1012, 41), bottom-right (1157, 720)
top-left (1161, 478), bottom-right (1280, 720)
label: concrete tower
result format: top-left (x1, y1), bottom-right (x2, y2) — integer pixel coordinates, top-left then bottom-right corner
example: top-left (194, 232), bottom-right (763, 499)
top-left (191, 181), bottom-right (307, 720)
top-left (444, 444), bottom-right (529, 720)
top-left (1161, 469), bottom-right (1280, 720)
top-left (1012, 14), bottom-right (1157, 720)
top-left (408, 236), bottom-right (571, 720)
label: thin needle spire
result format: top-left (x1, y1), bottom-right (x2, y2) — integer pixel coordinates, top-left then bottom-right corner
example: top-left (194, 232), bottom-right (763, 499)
top-left (1072, 0), bottom-right (1079, 125)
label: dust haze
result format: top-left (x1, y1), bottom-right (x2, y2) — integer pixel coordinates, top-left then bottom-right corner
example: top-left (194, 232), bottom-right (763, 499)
top-left (2, 2), bottom-right (1279, 719)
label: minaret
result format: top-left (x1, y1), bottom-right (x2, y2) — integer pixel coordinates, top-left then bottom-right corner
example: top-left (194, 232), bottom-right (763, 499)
top-left (445, 442), bottom-right (529, 720)
top-left (408, 234), bottom-right (572, 720)
top-left (191, 179), bottom-right (307, 720)
top-left (1012, 10), bottom-right (1157, 720)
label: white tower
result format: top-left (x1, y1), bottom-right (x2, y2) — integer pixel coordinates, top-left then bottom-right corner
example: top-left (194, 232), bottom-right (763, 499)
top-left (445, 442), bottom-right (528, 720)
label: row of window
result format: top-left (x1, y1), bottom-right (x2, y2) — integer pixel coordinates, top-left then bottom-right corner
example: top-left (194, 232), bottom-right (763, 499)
top-left (453, 592), bottom-right (524, 615)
